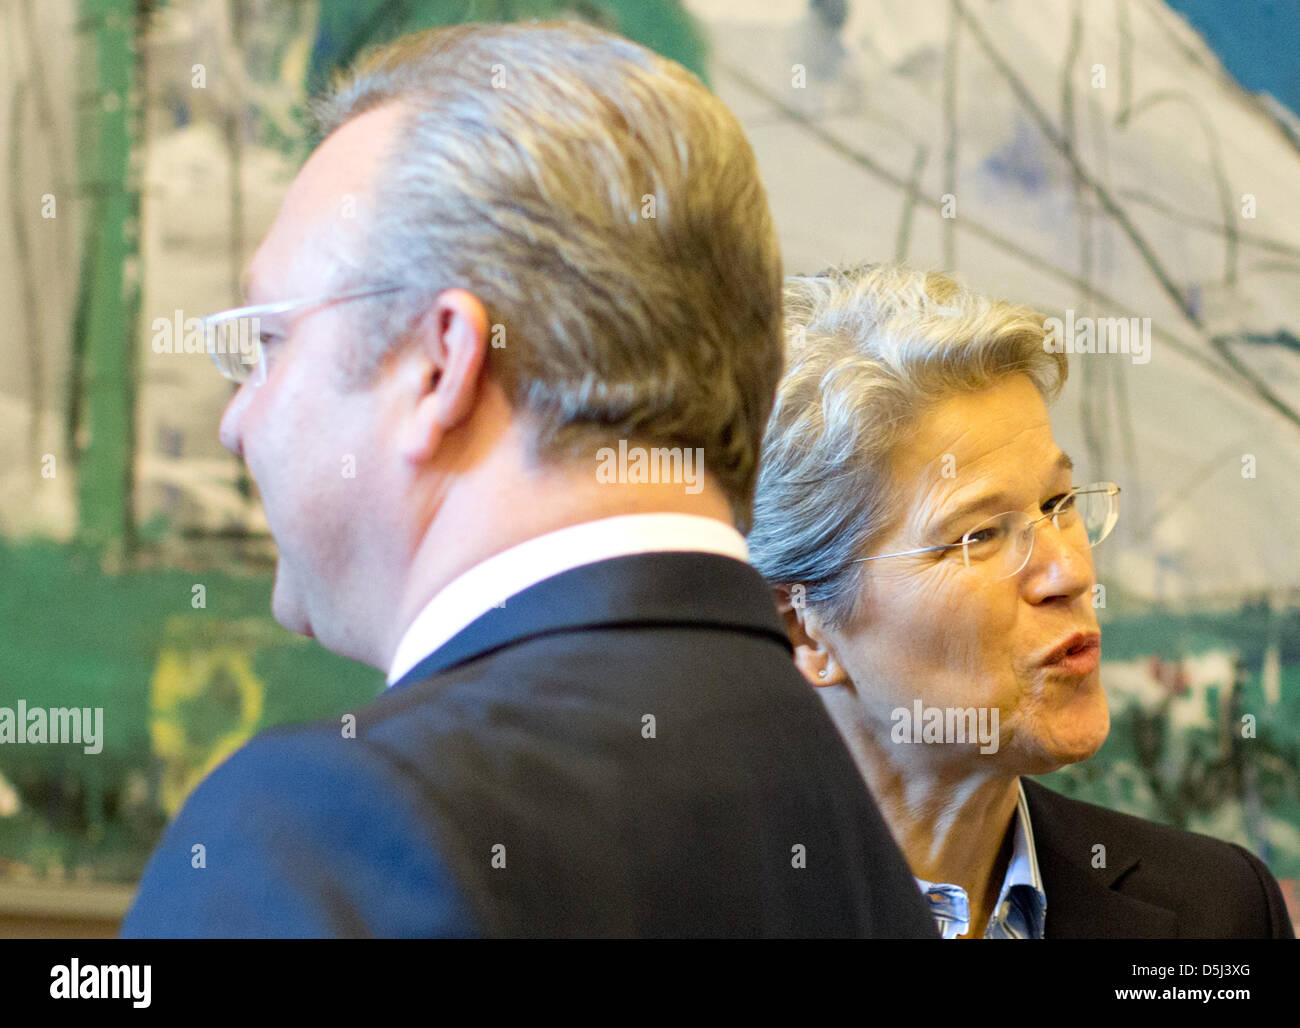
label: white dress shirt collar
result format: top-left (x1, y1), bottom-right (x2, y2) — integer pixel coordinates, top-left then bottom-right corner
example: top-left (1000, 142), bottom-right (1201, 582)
top-left (386, 512), bottom-right (750, 686)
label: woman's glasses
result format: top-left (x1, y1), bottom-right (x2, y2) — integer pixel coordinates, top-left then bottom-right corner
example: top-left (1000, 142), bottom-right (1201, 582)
top-left (851, 483), bottom-right (1121, 580)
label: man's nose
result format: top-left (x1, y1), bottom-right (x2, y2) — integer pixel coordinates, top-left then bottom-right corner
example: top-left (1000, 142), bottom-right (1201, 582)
top-left (1022, 519), bottom-right (1095, 604)
top-left (218, 382), bottom-right (255, 458)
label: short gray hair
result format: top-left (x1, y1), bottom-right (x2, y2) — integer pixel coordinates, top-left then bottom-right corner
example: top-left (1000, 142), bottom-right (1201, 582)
top-left (310, 20), bottom-right (782, 530)
top-left (747, 264), bottom-right (1067, 627)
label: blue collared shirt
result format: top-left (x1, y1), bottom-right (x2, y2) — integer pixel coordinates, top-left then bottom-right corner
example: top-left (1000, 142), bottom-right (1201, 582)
top-left (915, 779), bottom-right (1047, 939)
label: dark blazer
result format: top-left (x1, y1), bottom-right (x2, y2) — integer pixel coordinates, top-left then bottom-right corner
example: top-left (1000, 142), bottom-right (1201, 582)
top-left (1023, 777), bottom-right (1294, 938)
top-left (122, 552), bottom-right (939, 938)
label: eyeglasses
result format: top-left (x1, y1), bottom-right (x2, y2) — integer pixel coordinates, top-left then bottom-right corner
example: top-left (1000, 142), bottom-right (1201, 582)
top-left (851, 483), bottom-right (1121, 581)
top-left (204, 285), bottom-right (405, 385)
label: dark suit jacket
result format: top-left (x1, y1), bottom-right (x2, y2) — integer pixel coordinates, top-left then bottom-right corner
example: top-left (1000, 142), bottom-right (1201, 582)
top-left (122, 552), bottom-right (939, 938)
top-left (1023, 777), bottom-right (1294, 938)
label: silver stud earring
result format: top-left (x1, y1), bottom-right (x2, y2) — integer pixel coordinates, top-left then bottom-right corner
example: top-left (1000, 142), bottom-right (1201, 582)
top-left (818, 669), bottom-right (827, 679)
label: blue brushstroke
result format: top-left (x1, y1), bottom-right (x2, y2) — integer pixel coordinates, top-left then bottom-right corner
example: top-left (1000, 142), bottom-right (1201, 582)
top-left (982, 120), bottom-right (1050, 193)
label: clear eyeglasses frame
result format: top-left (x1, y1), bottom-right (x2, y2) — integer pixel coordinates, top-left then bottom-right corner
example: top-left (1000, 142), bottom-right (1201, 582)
top-left (203, 285), bottom-right (405, 385)
top-left (851, 482), bottom-right (1122, 581)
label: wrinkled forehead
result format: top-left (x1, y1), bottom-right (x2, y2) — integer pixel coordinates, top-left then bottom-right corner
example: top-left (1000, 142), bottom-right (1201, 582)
top-left (892, 377), bottom-right (1065, 519)
top-left (243, 102), bottom-right (407, 303)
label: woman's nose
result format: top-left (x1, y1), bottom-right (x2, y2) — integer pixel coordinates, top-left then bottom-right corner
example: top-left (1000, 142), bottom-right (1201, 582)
top-left (1021, 518), bottom-right (1095, 602)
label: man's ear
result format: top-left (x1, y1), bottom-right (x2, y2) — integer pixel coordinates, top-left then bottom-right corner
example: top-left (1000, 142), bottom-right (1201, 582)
top-left (399, 288), bottom-right (490, 465)
top-left (772, 584), bottom-right (850, 689)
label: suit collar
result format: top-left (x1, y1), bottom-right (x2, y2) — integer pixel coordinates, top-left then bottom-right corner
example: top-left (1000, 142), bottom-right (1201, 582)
top-left (386, 514), bottom-right (750, 685)
top-left (389, 551), bottom-right (791, 690)
top-left (1022, 777), bottom-right (1178, 938)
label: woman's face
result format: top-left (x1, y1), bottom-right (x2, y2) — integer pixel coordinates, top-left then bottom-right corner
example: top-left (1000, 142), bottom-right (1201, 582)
top-left (825, 374), bottom-right (1110, 776)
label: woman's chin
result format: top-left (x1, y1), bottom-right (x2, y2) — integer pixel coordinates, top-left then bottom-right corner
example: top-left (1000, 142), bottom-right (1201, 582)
top-left (1011, 699), bottom-right (1110, 775)
top-left (1046, 673), bottom-right (1110, 756)
top-left (1036, 717), bottom-right (1110, 772)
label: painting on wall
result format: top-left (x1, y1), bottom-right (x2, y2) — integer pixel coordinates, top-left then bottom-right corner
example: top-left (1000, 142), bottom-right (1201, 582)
top-left (0, 0), bottom-right (1295, 930)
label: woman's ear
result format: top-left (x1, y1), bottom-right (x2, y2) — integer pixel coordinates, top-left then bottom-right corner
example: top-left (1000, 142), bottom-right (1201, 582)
top-left (772, 585), bottom-right (850, 689)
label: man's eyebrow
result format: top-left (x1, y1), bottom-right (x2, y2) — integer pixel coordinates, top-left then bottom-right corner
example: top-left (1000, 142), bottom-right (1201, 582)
top-left (933, 451), bottom-right (1076, 537)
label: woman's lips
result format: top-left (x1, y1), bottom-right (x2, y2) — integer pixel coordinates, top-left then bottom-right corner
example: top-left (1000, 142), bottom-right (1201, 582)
top-left (1042, 633), bottom-right (1101, 675)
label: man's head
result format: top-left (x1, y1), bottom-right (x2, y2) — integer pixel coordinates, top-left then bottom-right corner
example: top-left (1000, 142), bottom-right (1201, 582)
top-left (218, 21), bottom-right (783, 666)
